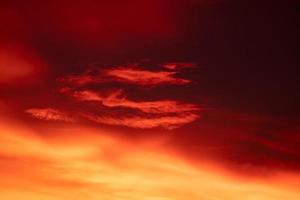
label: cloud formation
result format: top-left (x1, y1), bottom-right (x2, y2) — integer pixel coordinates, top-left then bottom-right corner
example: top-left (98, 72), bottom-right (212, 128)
top-left (59, 65), bottom-right (192, 86)
top-left (28, 62), bottom-right (200, 129)
top-left (26, 108), bottom-right (75, 122)
top-left (104, 66), bottom-right (191, 86)
top-left (85, 113), bottom-right (199, 129)
top-left (72, 90), bottom-right (200, 114)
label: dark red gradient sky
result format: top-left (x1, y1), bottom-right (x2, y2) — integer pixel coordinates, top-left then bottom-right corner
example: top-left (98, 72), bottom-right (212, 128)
top-left (1, 0), bottom-right (300, 181)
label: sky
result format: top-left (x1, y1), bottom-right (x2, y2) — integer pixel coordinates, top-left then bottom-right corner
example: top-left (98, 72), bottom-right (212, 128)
top-left (0, 0), bottom-right (299, 199)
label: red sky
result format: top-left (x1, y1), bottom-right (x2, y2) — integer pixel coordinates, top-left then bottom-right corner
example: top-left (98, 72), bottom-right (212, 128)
top-left (0, 0), bottom-right (300, 199)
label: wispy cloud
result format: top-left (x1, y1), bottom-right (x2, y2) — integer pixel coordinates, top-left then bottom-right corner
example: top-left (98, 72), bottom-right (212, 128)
top-left (29, 62), bottom-right (200, 129)
top-left (162, 62), bottom-right (197, 70)
top-left (72, 90), bottom-right (200, 114)
top-left (85, 113), bottom-right (199, 129)
top-left (59, 64), bottom-right (193, 86)
top-left (66, 89), bottom-right (200, 129)
top-left (26, 108), bottom-right (75, 122)
top-left (104, 66), bottom-right (191, 86)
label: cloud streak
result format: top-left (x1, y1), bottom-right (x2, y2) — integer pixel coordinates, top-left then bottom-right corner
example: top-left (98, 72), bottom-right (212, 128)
top-left (72, 90), bottom-right (200, 114)
top-left (59, 64), bottom-right (193, 87)
top-left (104, 66), bottom-right (191, 86)
top-left (26, 108), bottom-right (75, 122)
top-left (63, 89), bottom-right (200, 129)
top-left (85, 113), bottom-right (199, 129)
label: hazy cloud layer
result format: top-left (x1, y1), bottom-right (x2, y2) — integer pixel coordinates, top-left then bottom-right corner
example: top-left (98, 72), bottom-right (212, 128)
top-left (1, 119), bottom-right (299, 200)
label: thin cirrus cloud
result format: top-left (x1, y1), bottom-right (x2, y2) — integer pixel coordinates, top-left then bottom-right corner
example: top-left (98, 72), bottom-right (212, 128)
top-left (63, 89), bottom-right (201, 129)
top-left (104, 66), bottom-right (191, 86)
top-left (85, 113), bottom-right (199, 129)
top-left (59, 64), bottom-right (192, 86)
top-left (72, 90), bottom-right (200, 114)
top-left (26, 108), bottom-right (75, 123)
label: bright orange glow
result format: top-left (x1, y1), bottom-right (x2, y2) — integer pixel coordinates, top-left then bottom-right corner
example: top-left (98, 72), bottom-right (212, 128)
top-left (0, 117), bottom-right (299, 200)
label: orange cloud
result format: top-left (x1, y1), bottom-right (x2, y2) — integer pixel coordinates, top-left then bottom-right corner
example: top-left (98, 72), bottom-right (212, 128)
top-left (58, 63), bottom-right (194, 86)
top-left (61, 89), bottom-right (200, 129)
top-left (33, 62), bottom-right (200, 129)
top-left (0, 118), bottom-right (299, 200)
top-left (26, 108), bottom-right (75, 122)
top-left (52, 63), bottom-right (200, 129)
top-left (105, 66), bottom-right (191, 86)
top-left (85, 113), bottom-right (199, 129)
top-left (73, 90), bottom-right (200, 114)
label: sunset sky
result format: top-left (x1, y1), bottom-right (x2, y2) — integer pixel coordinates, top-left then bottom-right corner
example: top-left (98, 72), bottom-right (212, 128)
top-left (0, 0), bottom-right (299, 199)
